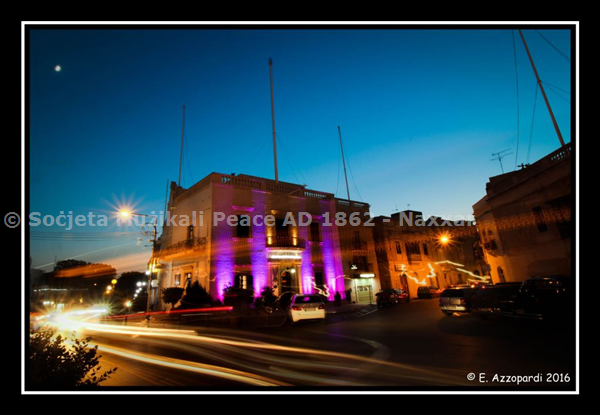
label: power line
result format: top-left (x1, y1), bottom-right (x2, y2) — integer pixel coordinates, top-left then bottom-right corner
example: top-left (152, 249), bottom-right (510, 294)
top-left (243, 135), bottom-right (271, 173)
top-left (345, 155), bottom-right (363, 202)
top-left (512, 30), bottom-right (521, 171)
top-left (276, 133), bottom-right (309, 186)
top-left (543, 82), bottom-right (571, 104)
top-left (541, 81), bottom-right (570, 95)
top-left (535, 30), bottom-right (571, 63)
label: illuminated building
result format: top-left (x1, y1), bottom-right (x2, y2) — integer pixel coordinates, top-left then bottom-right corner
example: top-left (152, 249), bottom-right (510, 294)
top-left (472, 143), bottom-right (571, 283)
top-left (154, 172), bottom-right (378, 307)
top-left (372, 211), bottom-right (486, 299)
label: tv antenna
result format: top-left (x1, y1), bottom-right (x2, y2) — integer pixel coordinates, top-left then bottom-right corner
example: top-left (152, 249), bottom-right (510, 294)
top-left (491, 149), bottom-right (513, 174)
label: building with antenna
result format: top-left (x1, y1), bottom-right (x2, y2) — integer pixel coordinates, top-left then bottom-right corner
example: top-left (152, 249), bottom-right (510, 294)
top-left (473, 143), bottom-right (571, 283)
top-left (153, 172), bottom-right (379, 308)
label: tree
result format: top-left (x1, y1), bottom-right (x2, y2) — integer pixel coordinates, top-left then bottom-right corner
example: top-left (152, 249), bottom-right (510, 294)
top-left (177, 281), bottom-right (212, 309)
top-left (162, 287), bottom-right (184, 309)
top-left (114, 271), bottom-right (146, 299)
top-left (29, 326), bottom-right (116, 388)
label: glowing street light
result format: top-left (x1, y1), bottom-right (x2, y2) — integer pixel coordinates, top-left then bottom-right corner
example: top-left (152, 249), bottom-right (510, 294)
top-left (117, 209), bottom-right (158, 319)
top-left (440, 235), bottom-right (450, 245)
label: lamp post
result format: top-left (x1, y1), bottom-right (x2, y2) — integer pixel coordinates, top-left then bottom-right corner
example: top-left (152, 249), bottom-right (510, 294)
top-left (120, 210), bottom-right (158, 319)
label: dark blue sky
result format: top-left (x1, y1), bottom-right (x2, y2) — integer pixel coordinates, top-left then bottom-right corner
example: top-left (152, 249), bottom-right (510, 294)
top-left (29, 27), bottom-right (572, 273)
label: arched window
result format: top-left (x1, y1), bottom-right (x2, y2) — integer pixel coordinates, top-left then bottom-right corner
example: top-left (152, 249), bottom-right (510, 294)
top-left (497, 266), bottom-right (506, 283)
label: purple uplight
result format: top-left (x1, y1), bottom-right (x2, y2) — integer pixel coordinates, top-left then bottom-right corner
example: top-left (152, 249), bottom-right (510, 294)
top-left (213, 235), bottom-right (235, 301)
top-left (297, 202), bottom-right (313, 294)
top-left (319, 201), bottom-right (344, 300)
top-left (250, 190), bottom-right (269, 293)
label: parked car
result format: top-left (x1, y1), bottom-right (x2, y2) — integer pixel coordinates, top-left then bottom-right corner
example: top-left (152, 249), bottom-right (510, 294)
top-left (394, 289), bottom-right (410, 303)
top-left (500, 276), bottom-right (572, 321)
top-left (439, 287), bottom-right (475, 315)
top-left (376, 289), bottom-right (399, 308)
top-left (288, 294), bottom-right (326, 324)
top-left (417, 286), bottom-right (442, 299)
top-left (471, 282), bottom-right (522, 319)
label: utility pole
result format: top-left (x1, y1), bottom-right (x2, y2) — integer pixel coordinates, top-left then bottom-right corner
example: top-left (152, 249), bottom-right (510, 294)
top-left (518, 30), bottom-right (565, 148)
top-left (178, 105), bottom-right (186, 187)
top-left (338, 126), bottom-right (351, 202)
top-left (269, 59), bottom-right (279, 183)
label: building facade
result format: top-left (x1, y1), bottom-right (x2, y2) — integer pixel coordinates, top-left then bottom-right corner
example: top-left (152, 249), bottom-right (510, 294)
top-left (472, 144), bottom-right (572, 283)
top-left (154, 173), bottom-right (379, 309)
top-left (373, 210), bottom-right (487, 299)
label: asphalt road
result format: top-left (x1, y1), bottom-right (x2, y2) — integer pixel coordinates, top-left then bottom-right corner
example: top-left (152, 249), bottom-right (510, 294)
top-left (88, 298), bottom-right (575, 390)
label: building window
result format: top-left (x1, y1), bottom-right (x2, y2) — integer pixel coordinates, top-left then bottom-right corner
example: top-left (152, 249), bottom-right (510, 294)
top-left (174, 274), bottom-right (181, 286)
top-left (353, 231), bottom-right (362, 249)
top-left (275, 218), bottom-right (289, 239)
top-left (532, 206), bottom-right (549, 233)
top-left (395, 241), bottom-right (402, 255)
top-left (314, 272), bottom-right (324, 287)
top-left (236, 215), bottom-right (251, 238)
top-left (235, 274), bottom-right (253, 290)
top-left (423, 243), bottom-right (429, 256)
top-left (497, 267), bottom-right (506, 283)
top-left (188, 225), bottom-right (194, 240)
top-left (352, 256), bottom-right (368, 271)
top-left (310, 222), bottom-right (320, 242)
top-left (407, 242), bottom-right (422, 261)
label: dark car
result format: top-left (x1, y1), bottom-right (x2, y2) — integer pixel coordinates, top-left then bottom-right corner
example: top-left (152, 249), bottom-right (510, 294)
top-left (471, 282), bottom-right (522, 319)
top-left (376, 289), bottom-right (399, 308)
top-left (417, 286), bottom-right (442, 299)
top-left (394, 289), bottom-right (410, 303)
top-left (439, 287), bottom-right (475, 315)
top-left (500, 277), bottom-right (572, 321)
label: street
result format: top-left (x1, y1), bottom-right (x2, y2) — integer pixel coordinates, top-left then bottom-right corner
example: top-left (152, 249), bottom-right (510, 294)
top-left (71, 299), bottom-right (576, 389)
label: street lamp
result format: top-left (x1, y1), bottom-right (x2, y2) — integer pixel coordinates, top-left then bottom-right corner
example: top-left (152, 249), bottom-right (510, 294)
top-left (119, 209), bottom-right (158, 320)
top-left (440, 235), bottom-right (450, 245)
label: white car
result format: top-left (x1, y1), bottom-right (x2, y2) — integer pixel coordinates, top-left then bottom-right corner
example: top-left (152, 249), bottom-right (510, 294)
top-left (288, 294), bottom-right (326, 324)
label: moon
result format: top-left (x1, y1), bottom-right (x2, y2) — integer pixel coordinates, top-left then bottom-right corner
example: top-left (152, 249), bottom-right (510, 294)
top-left (54, 65), bottom-right (61, 72)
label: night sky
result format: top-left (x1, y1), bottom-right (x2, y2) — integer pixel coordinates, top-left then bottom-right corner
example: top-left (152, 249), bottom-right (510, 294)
top-left (29, 26), bottom-right (572, 273)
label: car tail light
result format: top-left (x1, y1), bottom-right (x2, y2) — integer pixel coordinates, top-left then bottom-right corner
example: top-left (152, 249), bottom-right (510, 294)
top-left (460, 298), bottom-right (467, 305)
top-left (292, 306), bottom-right (302, 311)
top-left (318, 304), bottom-right (325, 310)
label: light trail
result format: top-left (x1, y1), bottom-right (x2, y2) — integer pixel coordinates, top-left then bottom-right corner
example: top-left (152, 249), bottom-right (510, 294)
top-left (56, 318), bottom-right (465, 386)
top-left (93, 343), bottom-right (289, 386)
top-left (43, 306), bottom-right (470, 386)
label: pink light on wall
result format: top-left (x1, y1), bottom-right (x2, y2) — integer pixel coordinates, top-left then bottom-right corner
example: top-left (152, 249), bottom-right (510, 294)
top-left (297, 201), bottom-right (313, 294)
top-left (213, 236), bottom-right (235, 301)
top-left (319, 201), bottom-right (343, 300)
top-left (250, 190), bottom-right (269, 293)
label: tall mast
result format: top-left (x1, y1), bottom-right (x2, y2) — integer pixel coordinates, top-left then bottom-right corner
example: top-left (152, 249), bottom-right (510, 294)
top-left (269, 58), bottom-right (279, 183)
top-left (338, 126), bottom-right (351, 202)
top-left (178, 104), bottom-right (186, 187)
top-left (518, 30), bottom-right (565, 148)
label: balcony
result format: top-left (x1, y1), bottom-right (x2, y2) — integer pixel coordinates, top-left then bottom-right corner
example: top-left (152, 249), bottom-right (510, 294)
top-left (266, 236), bottom-right (306, 249)
top-left (158, 237), bottom-right (207, 257)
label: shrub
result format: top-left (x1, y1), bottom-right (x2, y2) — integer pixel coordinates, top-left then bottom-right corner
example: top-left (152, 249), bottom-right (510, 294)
top-left (162, 286), bottom-right (185, 309)
top-left (29, 326), bottom-right (116, 388)
top-left (178, 281), bottom-right (212, 309)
